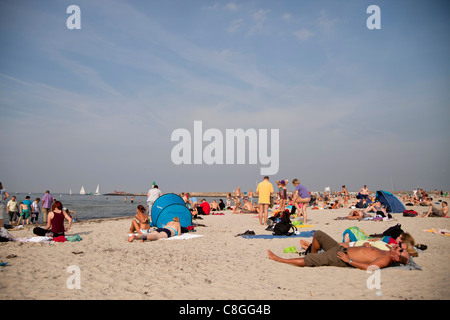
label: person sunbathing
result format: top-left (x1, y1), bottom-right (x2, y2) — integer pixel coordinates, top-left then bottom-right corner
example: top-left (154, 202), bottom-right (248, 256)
top-left (347, 209), bottom-right (373, 220)
top-left (420, 201), bottom-right (448, 218)
top-left (128, 217), bottom-right (181, 242)
top-left (267, 230), bottom-right (409, 270)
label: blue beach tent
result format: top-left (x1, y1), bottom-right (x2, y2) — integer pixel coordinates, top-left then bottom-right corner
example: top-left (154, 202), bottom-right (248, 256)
top-left (376, 190), bottom-right (405, 213)
top-left (150, 193), bottom-right (192, 228)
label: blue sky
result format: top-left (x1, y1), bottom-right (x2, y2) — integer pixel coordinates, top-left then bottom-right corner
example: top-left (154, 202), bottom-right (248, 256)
top-left (0, 0), bottom-right (449, 194)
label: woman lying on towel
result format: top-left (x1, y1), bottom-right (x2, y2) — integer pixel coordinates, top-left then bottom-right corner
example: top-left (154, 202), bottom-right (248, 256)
top-left (341, 226), bottom-right (417, 257)
top-left (128, 217), bottom-right (181, 242)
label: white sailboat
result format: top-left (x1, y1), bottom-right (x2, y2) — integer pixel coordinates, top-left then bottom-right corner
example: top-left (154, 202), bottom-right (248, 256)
top-left (94, 184), bottom-right (101, 196)
top-left (80, 186), bottom-right (86, 195)
top-left (69, 189), bottom-right (72, 196)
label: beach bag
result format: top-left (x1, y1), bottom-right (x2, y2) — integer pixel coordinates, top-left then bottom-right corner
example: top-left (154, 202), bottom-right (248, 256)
top-left (382, 224), bottom-right (404, 239)
top-left (403, 210), bottom-right (418, 217)
top-left (272, 210), bottom-right (296, 236)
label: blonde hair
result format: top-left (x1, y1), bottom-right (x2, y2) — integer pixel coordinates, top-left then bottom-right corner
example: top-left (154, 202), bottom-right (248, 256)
top-left (401, 232), bottom-right (417, 257)
top-left (173, 217), bottom-right (180, 222)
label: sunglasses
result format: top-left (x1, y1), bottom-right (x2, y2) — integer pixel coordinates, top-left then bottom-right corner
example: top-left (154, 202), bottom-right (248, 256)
top-left (397, 241), bottom-right (405, 254)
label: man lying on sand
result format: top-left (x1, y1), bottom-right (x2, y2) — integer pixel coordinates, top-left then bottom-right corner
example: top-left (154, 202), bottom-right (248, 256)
top-left (267, 230), bottom-right (409, 270)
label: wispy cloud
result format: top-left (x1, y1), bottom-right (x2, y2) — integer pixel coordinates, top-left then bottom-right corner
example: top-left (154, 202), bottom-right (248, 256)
top-left (248, 8), bottom-right (270, 35)
top-left (317, 10), bottom-right (338, 32)
top-left (227, 18), bottom-right (245, 34)
top-left (293, 28), bottom-right (314, 41)
top-left (225, 2), bottom-right (241, 11)
top-left (282, 13), bottom-right (292, 22)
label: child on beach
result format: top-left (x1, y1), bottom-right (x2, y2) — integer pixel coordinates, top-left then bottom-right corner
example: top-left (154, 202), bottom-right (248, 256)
top-left (31, 198), bottom-right (41, 224)
top-left (276, 180), bottom-right (288, 213)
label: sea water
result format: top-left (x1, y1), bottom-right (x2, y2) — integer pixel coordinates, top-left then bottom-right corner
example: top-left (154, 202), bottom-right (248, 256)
top-left (12, 193), bottom-right (227, 222)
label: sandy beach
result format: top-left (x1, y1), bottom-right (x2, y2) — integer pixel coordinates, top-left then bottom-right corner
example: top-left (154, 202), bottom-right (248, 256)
top-left (1, 203), bottom-right (449, 300)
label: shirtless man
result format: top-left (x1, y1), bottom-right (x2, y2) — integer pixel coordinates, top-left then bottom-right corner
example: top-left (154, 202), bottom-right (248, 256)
top-left (242, 199), bottom-right (257, 214)
top-left (359, 185), bottom-right (370, 200)
top-left (421, 201), bottom-right (448, 217)
top-left (267, 230), bottom-right (409, 270)
top-left (210, 200), bottom-right (220, 211)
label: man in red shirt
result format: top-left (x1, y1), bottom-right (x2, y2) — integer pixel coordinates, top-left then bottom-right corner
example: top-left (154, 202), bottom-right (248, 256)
top-left (197, 199), bottom-right (210, 215)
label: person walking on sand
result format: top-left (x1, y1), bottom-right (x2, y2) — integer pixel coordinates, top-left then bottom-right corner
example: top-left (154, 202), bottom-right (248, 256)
top-left (256, 176), bottom-right (274, 225)
top-left (292, 179), bottom-right (311, 224)
top-left (41, 190), bottom-right (53, 223)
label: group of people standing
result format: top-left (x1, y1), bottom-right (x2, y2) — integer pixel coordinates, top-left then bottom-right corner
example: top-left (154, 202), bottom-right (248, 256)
top-left (254, 176), bottom-right (311, 226)
top-left (0, 185), bottom-right (54, 227)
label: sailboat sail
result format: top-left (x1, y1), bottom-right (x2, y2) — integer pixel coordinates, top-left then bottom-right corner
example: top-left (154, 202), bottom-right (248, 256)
top-left (94, 184), bottom-right (101, 195)
top-left (80, 186), bottom-right (86, 195)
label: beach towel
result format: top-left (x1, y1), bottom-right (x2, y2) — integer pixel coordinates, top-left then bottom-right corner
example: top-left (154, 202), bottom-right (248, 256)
top-left (12, 236), bottom-right (53, 243)
top-left (160, 234), bottom-right (204, 241)
top-left (423, 228), bottom-right (450, 236)
top-left (242, 230), bottom-right (316, 239)
top-left (342, 226), bottom-right (370, 242)
top-left (66, 235), bottom-right (83, 242)
top-left (389, 257), bottom-right (422, 271)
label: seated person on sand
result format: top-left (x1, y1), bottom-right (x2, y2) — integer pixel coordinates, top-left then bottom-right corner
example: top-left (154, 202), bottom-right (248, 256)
top-left (33, 201), bottom-right (73, 238)
top-left (189, 197), bottom-right (199, 210)
top-left (331, 200), bottom-right (342, 209)
top-left (64, 208), bottom-right (78, 222)
top-left (232, 199), bottom-right (241, 213)
top-left (347, 195), bottom-right (367, 209)
top-left (421, 201), bottom-right (448, 218)
top-left (129, 205), bottom-right (150, 235)
top-left (193, 199), bottom-right (210, 216)
top-left (241, 199), bottom-right (258, 214)
top-left (218, 199), bottom-right (225, 210)
top-left (129, 217), bottom-right (181, 242)
top-left (267, 230), bottom-right (409, 270)
top-left (210, 200), bottom-right (220, 211)
top-left (364, 199), bottom-right (387, 216)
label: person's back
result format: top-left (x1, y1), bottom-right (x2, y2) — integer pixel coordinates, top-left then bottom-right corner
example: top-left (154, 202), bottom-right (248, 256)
top-left (148, 187), bottom-right (162, 202)
top-left (50, 210), bottom-right (65, 234)
top-left (257, 180), bottom-right (274, 204)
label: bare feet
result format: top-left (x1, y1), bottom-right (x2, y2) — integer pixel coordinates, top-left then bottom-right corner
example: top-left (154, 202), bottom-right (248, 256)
top-left (128, 235), bottom-right (136, 242)
top-left (300, 239), bottom-right (310, 250)
top-left (267, 250), bottom-right (280, 261)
